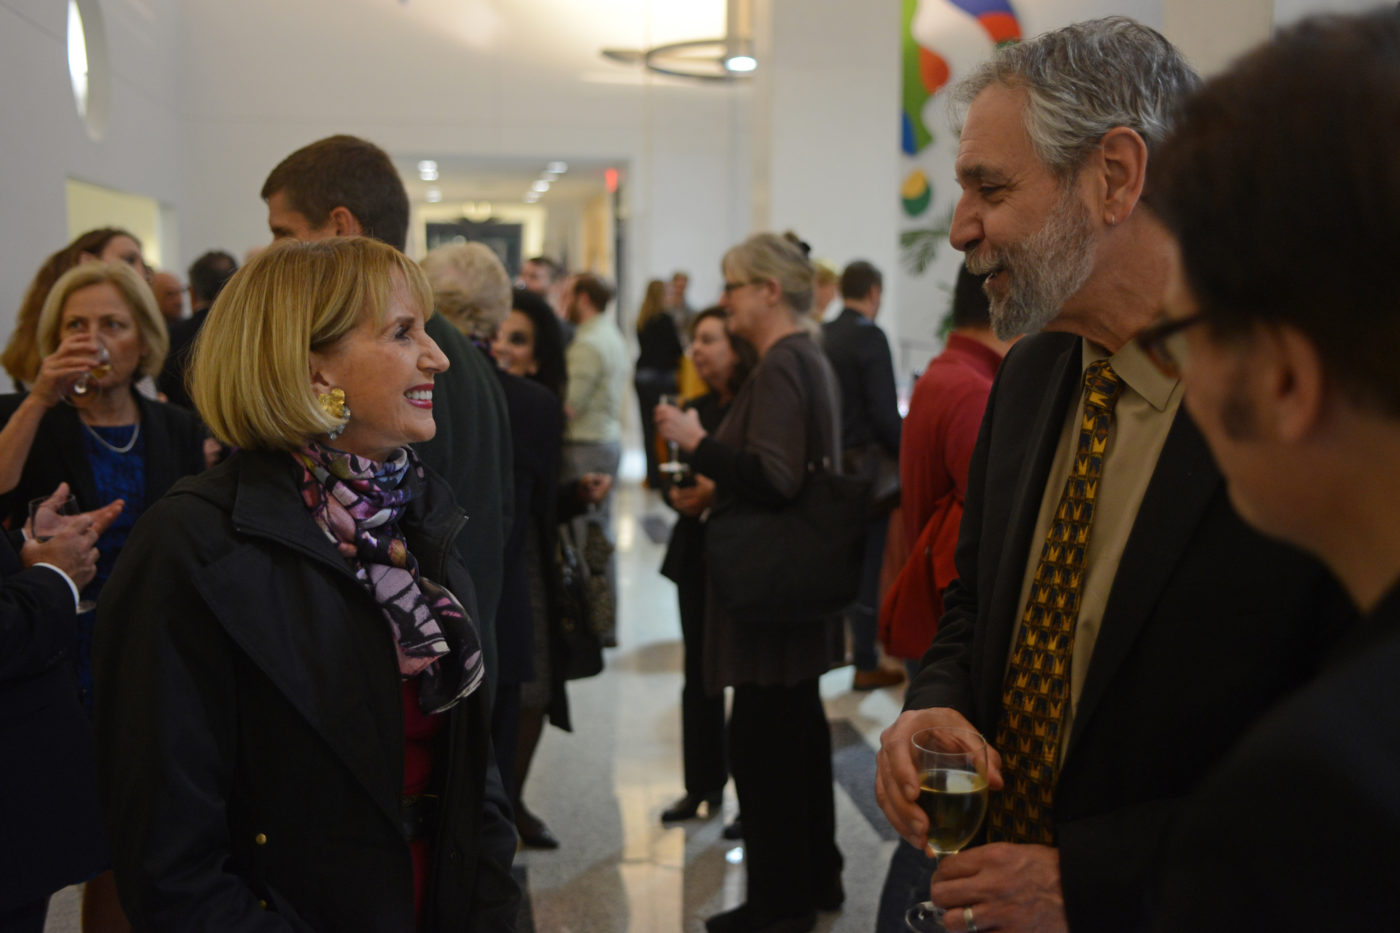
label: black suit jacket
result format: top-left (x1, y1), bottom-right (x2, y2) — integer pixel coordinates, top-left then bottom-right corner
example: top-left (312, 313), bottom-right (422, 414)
top-left (0, 531), bottom-right (108, 910)
top-left (0, 390), bottom-right (206, 529)
top-left (1152, 584), bottom-right (1400, 930)
top-left (821, 307), bottom-right (900, 455)
top-left (157, 307), bottom-right (209, 411)
top-left (906, 332), bottom-right (1351, 931)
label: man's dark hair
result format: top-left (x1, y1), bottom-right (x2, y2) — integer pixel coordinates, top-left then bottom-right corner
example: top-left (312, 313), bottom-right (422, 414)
top-left (260, 135), bottom-right (409, 250)
top-left (187, 250), bottom-right (238, 305)
top-left (1155, 9), bottom-right (1400, 415)
top-left (950, 265), bottom-right (992, 330)
top-left (524, 256), bottom-right (562, 283)
top-left (573, 273), bottom-right (615, 312)
top-left (840, 260), bottom-right (883, 301)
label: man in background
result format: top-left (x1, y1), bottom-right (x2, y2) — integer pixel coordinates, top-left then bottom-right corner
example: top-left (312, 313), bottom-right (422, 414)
top-left (262, 134), bottom-right (513, 690)
top-left (150, 270), bottom-right (184, 323)
top-left (562, 272), bottom-right (627, 647)
top-left (160, 249), bottom-right (237, 411)
top-left (823, 259), bottom-right (904, 691)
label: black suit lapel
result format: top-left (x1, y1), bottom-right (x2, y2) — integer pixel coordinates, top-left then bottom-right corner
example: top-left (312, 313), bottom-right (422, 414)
top-left (979, 339), bottom-right (1082, 719)
top-left (1066, 408), bottom-right (1223, 757)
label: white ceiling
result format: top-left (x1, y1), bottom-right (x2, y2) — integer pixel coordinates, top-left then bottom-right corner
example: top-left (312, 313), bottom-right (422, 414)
top-left (395, 154), bottom-right (617, 208)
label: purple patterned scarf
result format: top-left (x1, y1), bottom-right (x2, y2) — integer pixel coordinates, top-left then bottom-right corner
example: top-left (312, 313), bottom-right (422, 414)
top-left (294, 442), bottom-right (484, 713)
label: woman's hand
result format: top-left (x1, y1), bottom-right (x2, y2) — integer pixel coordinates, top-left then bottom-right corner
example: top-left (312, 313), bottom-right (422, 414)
top-left (577, 472), bottom-right (612, 505)
top-left (668, 475), bottom-right (715, 517)
top-left (30, 333), bottom-right (101, 408)
top-left (654, 403), bottom-right (706, 453)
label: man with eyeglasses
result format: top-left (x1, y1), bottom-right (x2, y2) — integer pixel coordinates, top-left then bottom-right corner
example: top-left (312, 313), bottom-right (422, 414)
top-left (873, 17), bottom-right (1351, 933)
top-left (1142, 11), bottom-right (1400, 928)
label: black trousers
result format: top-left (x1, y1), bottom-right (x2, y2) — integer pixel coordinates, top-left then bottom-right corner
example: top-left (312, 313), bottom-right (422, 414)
top-left (677, 569), bottom-right (726, 795)
top-left (0, 896), bottom-right (49, 933)
top-left (729, 678), bottom-right (842, 912)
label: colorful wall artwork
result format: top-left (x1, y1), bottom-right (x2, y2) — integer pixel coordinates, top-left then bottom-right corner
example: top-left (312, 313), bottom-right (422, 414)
top-left (896, 0), bottom-right (1020, 356)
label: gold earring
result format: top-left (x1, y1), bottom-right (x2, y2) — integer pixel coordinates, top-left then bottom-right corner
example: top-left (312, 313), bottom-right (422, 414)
top-left (318, 388), bottom-right (351, 440)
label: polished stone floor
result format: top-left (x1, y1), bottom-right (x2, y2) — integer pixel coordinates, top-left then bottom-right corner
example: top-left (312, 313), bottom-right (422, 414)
top-left (44, 472), bottom-right (908, 933)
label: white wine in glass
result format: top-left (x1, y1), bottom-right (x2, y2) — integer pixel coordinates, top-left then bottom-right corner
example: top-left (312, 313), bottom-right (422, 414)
top-left (905, 727), bottom-right (990, 933)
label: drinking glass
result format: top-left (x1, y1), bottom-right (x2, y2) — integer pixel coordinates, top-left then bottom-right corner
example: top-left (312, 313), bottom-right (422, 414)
top-left (904, 727), bottom-right (990, 933)
top-left (69, 338), bottom-right (112, 399)
top-left (28, 493), bottom-right (98, 613)
top-left (657, 394), bottom-right (686, 475)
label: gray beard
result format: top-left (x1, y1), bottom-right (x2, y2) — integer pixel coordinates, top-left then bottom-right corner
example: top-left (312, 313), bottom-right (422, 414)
top-left (967, 188), bottom-right (1097, 341)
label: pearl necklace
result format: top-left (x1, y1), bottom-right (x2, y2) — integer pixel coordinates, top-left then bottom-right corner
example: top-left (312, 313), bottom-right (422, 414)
top-left (81, 418), bottom-right (141, 454)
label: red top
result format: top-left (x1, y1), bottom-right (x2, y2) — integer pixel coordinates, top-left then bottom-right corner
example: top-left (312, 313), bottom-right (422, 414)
top-left (402, 677), bottom-right (445, 930)
top-left (899, 334), bottom-right (1004, 549)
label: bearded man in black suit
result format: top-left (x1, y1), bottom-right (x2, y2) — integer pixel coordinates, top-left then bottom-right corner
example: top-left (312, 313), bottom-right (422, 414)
top-left (873, 17), bottom-right (1351, 933)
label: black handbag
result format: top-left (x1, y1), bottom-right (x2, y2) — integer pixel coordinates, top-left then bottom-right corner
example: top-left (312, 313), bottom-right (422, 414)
top-left (554, 525), bottom-right (605, 680)
top-left (704, 351), bottom-right (869, 625)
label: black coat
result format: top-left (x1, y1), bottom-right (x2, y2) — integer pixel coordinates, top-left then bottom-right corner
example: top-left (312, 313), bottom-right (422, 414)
top-left (0, 531), bottom-right (107, 911)
top-left (93, 450), bottom-right (519, 932)
top-left (0, 390), bottom-right (206, 527)
top-left (906, 332), bottom-right (1352, 931)
top-left (414, 316), bottom-right (514, 693)
top-left (157, 308), bottom-right (209, 411)
top-left (1153, 583), bottom-right (1400, 930)
top-left (821, 307), bottom-right (901, 455)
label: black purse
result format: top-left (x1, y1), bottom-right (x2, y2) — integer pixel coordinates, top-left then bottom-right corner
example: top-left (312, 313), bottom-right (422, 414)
top-left (704, 351), bottom-right (869, 625)
top-left (554, 525), bottom-right (605, 680)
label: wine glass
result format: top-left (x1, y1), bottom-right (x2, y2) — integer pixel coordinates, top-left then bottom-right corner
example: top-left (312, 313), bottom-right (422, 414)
top-left (28, 493), bottom-right (99, 613)
top-left (905, 727), bottom-right (990, 933)
top-left (657, 393), bottom-right (686, 476)
top-left (68, 338), bottom-right (112, 400)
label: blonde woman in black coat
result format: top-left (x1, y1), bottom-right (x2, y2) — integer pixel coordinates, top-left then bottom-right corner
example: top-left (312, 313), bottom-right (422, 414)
top-left (94, 238), bottom-right (518, 932)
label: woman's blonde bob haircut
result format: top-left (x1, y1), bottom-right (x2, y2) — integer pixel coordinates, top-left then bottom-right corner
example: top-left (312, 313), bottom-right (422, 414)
top-left (722, 232), bottom-right (815, 316)
top-left (37, 261), bottom-right (169, 380)
top-left (189, 237), bottom-right (434, 451)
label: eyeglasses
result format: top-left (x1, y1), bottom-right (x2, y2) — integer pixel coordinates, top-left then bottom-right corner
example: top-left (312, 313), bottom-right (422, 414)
top-left (722, 279), bottom-right (765, 294)
top-left (1135, 313), bottom-right (1204, 380)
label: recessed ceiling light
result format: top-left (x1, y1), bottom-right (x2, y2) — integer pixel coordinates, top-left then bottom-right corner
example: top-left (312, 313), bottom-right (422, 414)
top-left (547, 161), bottom-right (568, 175)
top-left (724, 54), bottom-right (757, 73)
top-left (531, 179), bottom-right (550, 193)
top-left (425, 188), bottom-right (442, 203)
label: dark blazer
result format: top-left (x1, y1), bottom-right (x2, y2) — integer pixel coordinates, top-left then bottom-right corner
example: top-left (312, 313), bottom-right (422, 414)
top-left (1152, 585), bottom-right (1400, 930)
top-left (157, 308), bottom-right (209, 411)
top-left (906, 332), bottom-right (1352, 931)
top-left (0, 532), bottom-right (107, 911)
top-left (0, 390), bottom-right (206, 527)
top-left (415, 316), bottom-right (513, 694)
top-left (821, 307), bottom-right (901, 455)
top-left (93, 449), bottom-right (519, 932)
top-left (495, 364), bottom-right (562, 688)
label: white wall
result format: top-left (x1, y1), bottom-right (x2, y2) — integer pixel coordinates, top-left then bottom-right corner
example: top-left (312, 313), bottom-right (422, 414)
top-left (172, 0), bottom-right (751, 326)
top-left (751, 0), bottom-right (902, 340)
top-left (0, 0), bottom-right (184, 345)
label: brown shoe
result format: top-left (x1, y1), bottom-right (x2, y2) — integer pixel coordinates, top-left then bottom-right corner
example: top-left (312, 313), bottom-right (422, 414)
top-left (852, 666), bottom-right (906, 691)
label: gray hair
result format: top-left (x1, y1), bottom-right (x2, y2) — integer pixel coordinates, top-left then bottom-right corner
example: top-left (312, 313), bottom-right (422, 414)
top-left (953, 16), bottom-right (1200, 179)
top-left (723, 232), bottom-right (814, 315)
top-left (420, 242), bottom-right (512, 341)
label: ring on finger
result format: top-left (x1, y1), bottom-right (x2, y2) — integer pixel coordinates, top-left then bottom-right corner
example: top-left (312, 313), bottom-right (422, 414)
top-left (964, 906), bottom-right (978, 933)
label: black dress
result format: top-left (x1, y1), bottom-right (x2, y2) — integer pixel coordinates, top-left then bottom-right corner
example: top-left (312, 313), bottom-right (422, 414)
top-left (635, 313), bottom-right (683, 488)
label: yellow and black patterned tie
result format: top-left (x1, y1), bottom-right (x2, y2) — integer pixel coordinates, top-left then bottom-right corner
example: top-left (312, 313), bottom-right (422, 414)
top-left (987, 360), bottom-right (1124, 845)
